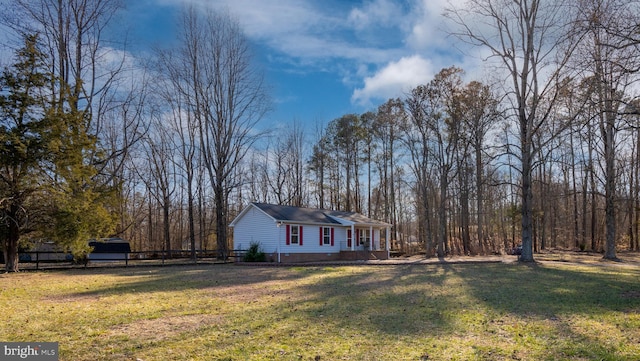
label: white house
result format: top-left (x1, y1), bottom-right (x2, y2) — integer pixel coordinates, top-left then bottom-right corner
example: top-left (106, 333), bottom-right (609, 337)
top-left (230, 203), bottom-right (392, 263)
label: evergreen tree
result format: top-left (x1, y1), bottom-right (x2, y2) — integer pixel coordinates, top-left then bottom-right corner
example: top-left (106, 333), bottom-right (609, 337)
top-left (0, 34), bottom-right (52, 272)
top-left (45, 109), bottom-right (117, 262)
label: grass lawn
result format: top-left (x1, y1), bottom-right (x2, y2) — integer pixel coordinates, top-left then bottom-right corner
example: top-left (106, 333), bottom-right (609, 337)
top-left (1, 260), bottom-right (639, 360)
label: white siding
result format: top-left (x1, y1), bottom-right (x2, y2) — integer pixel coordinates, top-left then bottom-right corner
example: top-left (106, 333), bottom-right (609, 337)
top-left (280, 225), bottom-right (342, 254)
top-left (232, 207), bottom-right (344, 254)
top-left (233, 204), bottom-right (388, 255)
top-left (232, 207), bottom-right (280, 254)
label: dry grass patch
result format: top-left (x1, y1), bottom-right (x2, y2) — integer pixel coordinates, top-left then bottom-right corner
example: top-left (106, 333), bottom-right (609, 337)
top-left (109, 314), bottom-right (223, 342)
top-left (1, 261), bottom-right (639, 360)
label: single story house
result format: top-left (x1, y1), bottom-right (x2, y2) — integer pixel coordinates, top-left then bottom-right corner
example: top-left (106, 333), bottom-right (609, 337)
top-left (230, 202), bottom-right (392, 262)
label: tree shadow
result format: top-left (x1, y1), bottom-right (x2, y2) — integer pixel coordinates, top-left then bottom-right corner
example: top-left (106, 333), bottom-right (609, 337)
top-left (55, 262), bottom-right (640, 359)
top-left (59, 264), bottom-right (307, 299)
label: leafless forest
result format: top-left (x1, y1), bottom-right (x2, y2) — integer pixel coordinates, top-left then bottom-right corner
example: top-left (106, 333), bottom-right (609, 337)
top-left (1, 0), bottom-right (639, 271)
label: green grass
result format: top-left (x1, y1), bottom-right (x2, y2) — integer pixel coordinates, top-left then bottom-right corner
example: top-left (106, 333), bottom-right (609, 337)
top-left (1, 262), bottom-right (639, 360)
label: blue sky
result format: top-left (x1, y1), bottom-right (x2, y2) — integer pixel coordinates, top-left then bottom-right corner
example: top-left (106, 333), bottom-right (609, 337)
top-left (5, 0), bottom-right (484, 134)
top-left (122, 0), bottom-right (487, 132)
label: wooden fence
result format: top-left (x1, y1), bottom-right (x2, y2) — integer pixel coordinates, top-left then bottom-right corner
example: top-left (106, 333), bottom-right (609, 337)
top-left (10, 250), bottom-right (241, 270)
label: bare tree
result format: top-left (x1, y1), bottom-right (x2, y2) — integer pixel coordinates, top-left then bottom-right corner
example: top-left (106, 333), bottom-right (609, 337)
top-left (308, 127), bottom-right (330, 209)
top-left (447, 0), bottom-right (578, 261)
top-left (138, 123), bottom-right (177, 257)
top-left (161, 86), bottom-right (198, 260)
top-left (266, 122), bottom-right (306, 206)
top-left (405, 90), bottom-right (436, 256)
top-left (168, 6), bottom-right (269, 259)
top-left (4, 0), bottom-right (147, 252)
top-left (4, 0), bottom-right (145, 175)
top-left (572, 0), bottom-right (640, 260)
top-left (459, 81), bottom-right (501, 254)
top-left (373, 99), bottom-right (405, 242)
top-left (405, 67), bottom-right (465, 257)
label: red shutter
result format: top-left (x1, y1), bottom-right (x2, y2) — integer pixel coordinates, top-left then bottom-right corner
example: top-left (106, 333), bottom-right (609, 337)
top-left (347, 229), bottom-right (352, 247)
top-left (319, 227), bottom-right (323, 246)
top-left (330, 228), bottom-right (334, 246)
top-left (299, 226), bottom-right (303, 246)
top-left (372, 230), bottom-right (375, 246)
top-left (286, 225), bottom-right (290, 245)
top-left (356, 229), bottom-right (360, 245)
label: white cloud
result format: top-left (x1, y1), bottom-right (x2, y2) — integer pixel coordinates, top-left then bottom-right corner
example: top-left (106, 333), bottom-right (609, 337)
top-left (158, 0), bottom-right (481, 109)
top-left (404, 0), bottom-right (466, 51)
top-left (351, 55), bottom-right (435, 106)
top-left (161, 0), bottom-right (463, 66)
top-left (347, 0), bottom-right (403, 30)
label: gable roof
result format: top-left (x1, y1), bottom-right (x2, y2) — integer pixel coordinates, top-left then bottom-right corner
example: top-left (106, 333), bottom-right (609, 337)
top-left (230, 202), bottom-right (391, 227)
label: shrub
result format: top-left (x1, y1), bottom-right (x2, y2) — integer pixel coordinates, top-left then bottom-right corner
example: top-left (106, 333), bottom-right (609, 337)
top-left (243, 242), bottom-right (266, 262)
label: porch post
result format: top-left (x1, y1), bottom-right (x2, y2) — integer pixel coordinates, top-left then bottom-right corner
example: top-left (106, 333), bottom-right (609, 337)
top-left (386, 227), bottom-right (391, 256)
top-left (351, 224), bottom-right (355, 251)
top-left (369, 226), bottom-right (375, 250)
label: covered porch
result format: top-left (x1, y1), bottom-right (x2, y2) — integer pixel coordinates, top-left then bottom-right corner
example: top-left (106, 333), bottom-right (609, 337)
top-left (337, 222), bottom-right (391, 260)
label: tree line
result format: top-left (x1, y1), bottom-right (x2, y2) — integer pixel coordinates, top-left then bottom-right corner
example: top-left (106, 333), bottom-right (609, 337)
top-left (1, 0), bottom-right (639, 271)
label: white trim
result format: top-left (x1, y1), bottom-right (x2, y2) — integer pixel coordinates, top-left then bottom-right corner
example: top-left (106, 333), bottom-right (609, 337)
top-left (230, 203), bottom-right (277, 227)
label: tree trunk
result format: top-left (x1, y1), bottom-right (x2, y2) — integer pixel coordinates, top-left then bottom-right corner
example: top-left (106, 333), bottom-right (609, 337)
top-left (215, 181), bottom-right (228, 260)
top-left (571, 131), bottom-right (580, 249)
top-left (163, 196), bottom-right (171, 257)
top-left (520, 141), bottom-right (535, 262)
top-left (604, 110), bottom-right (618, 260)
top-left (461, 171), bottom-right (472, 255)
top-left (187, 174), bottom-right (197, 261)
top-left (437, 170), bottom-right (448, 257)
top-left (475, 144), bottom-right (485, 255)
top-left (629, 155), bottom-right (635, 251)
top-left (635, 126), bottom-right (640, 251)
top-left (589, 129), bottom-right (598, 251)
top-left (4, 205), bottom-right (21, 272)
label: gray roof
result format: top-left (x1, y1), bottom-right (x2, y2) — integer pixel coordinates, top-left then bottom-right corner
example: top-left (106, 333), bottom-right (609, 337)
top-left (251, 203), bottom-right (390, 227)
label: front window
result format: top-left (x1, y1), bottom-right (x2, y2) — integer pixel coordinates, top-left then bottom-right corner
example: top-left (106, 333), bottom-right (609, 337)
top-left (290, 225), bottom-right (299, 244)
top-left (323, 227), bottom-right (331, 245)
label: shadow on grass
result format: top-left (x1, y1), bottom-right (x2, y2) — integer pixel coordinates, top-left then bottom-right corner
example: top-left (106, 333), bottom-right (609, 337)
top-left (449, 263), bottom-right (640, 360)
top-left (294, 265), bottom-right (455, 336)
top-left (59, 264), bottom-right (308, 299)
top-left (57, 261), bottom-right (640, 360)
top-left (285, 262), bottom-right (640, 359)
top-left (66, 262), bottom-right (640, 327)
top-left (450, 263), bottom-right (640, 316)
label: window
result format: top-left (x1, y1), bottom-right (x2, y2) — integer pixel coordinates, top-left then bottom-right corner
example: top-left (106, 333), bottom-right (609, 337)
top-left (359, 228), bottom-right (370, 246)
top-left (286, 225), bottom-right (303, 245)
top-left (347, 229), bottom-right (352, 247)
top-left (290, 225), bottom-right (299, 244)
top-left (319, 227), bottom-right (334, 246)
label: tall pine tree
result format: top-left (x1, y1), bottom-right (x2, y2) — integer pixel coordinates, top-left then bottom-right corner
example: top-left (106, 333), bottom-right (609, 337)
top-left (0, 34), bottom-right (51, 272)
